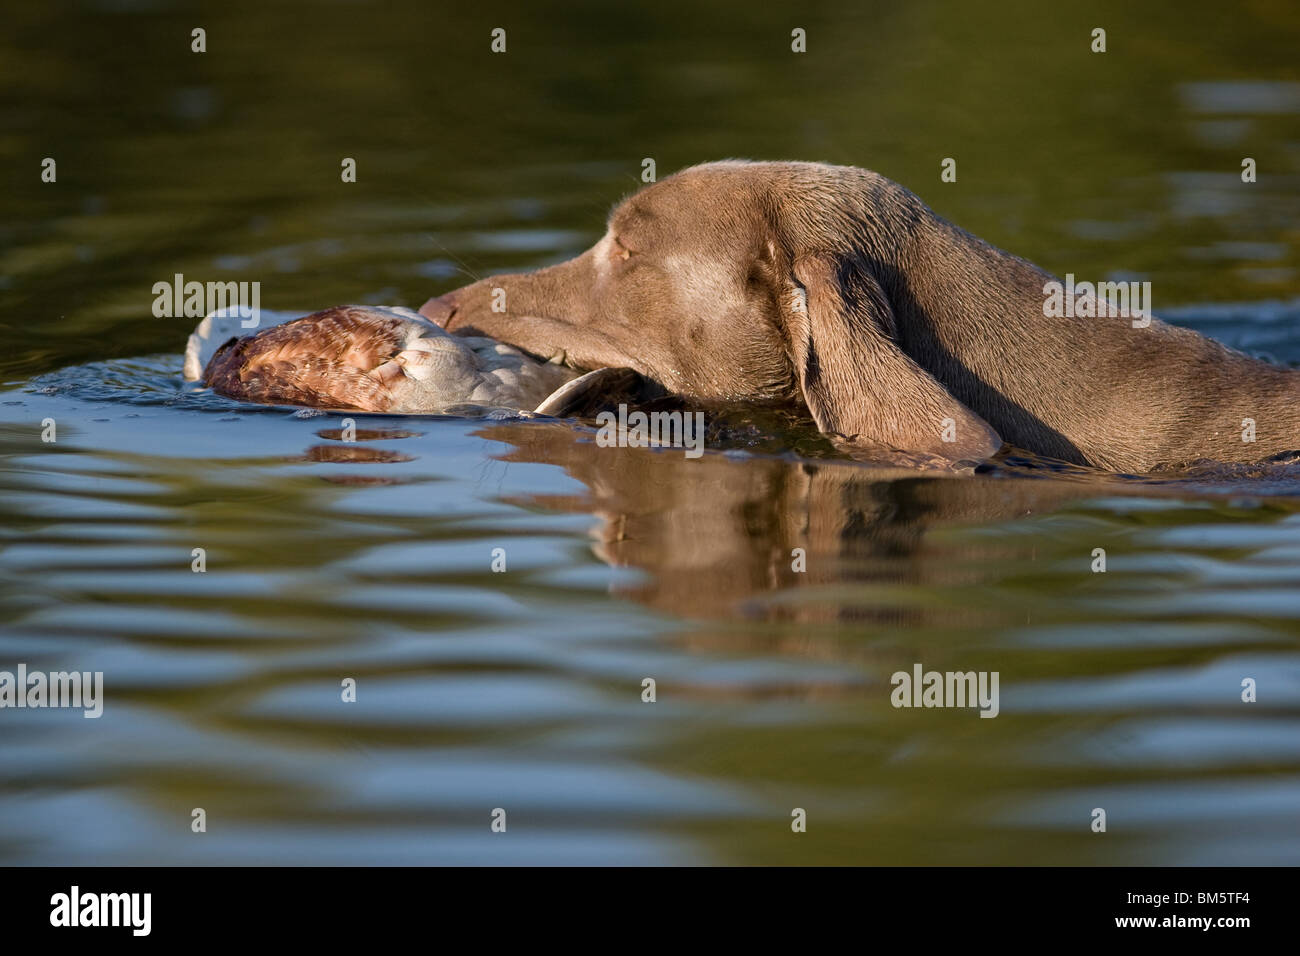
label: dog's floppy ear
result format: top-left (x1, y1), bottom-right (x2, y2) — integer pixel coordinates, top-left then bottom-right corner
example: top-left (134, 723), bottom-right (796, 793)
top-left (784, 254), bottom-right (1002, 463)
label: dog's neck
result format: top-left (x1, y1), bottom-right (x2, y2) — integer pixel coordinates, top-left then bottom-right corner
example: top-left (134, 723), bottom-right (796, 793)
top-left (870, 187), bottom-right (1299, 469)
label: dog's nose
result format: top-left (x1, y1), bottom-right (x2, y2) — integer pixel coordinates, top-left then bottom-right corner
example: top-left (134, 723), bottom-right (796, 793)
top-left (419, 292), bottom-right (459, 329)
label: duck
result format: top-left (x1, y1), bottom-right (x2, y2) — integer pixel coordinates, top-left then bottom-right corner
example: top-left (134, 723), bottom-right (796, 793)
top-left (184, 305), bottom-right (650, 417)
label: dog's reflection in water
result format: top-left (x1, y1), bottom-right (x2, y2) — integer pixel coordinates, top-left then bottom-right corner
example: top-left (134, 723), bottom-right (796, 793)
top-left (480, 420), bottom-right (1112, 633)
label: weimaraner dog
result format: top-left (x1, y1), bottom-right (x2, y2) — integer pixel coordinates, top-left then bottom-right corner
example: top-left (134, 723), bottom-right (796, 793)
top-left (206, 161), bottom-right (1300, 472)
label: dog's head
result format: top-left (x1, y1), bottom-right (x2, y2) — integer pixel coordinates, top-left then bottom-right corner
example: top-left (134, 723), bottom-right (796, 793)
top-left (422, 160), bottom-right (1001, 462)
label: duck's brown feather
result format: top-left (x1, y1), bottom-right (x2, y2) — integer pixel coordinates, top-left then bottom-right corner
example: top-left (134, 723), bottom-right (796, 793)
top-left (202, 307), bottom-right (406, 411)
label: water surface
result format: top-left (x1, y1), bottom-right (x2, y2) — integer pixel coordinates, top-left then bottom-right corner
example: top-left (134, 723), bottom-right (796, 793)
top-left (2, 0), bottom-right (1299, 865)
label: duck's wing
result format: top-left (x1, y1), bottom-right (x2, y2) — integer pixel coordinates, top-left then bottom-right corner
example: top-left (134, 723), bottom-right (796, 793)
top-left (201, 306), bottom-right (428, 412)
